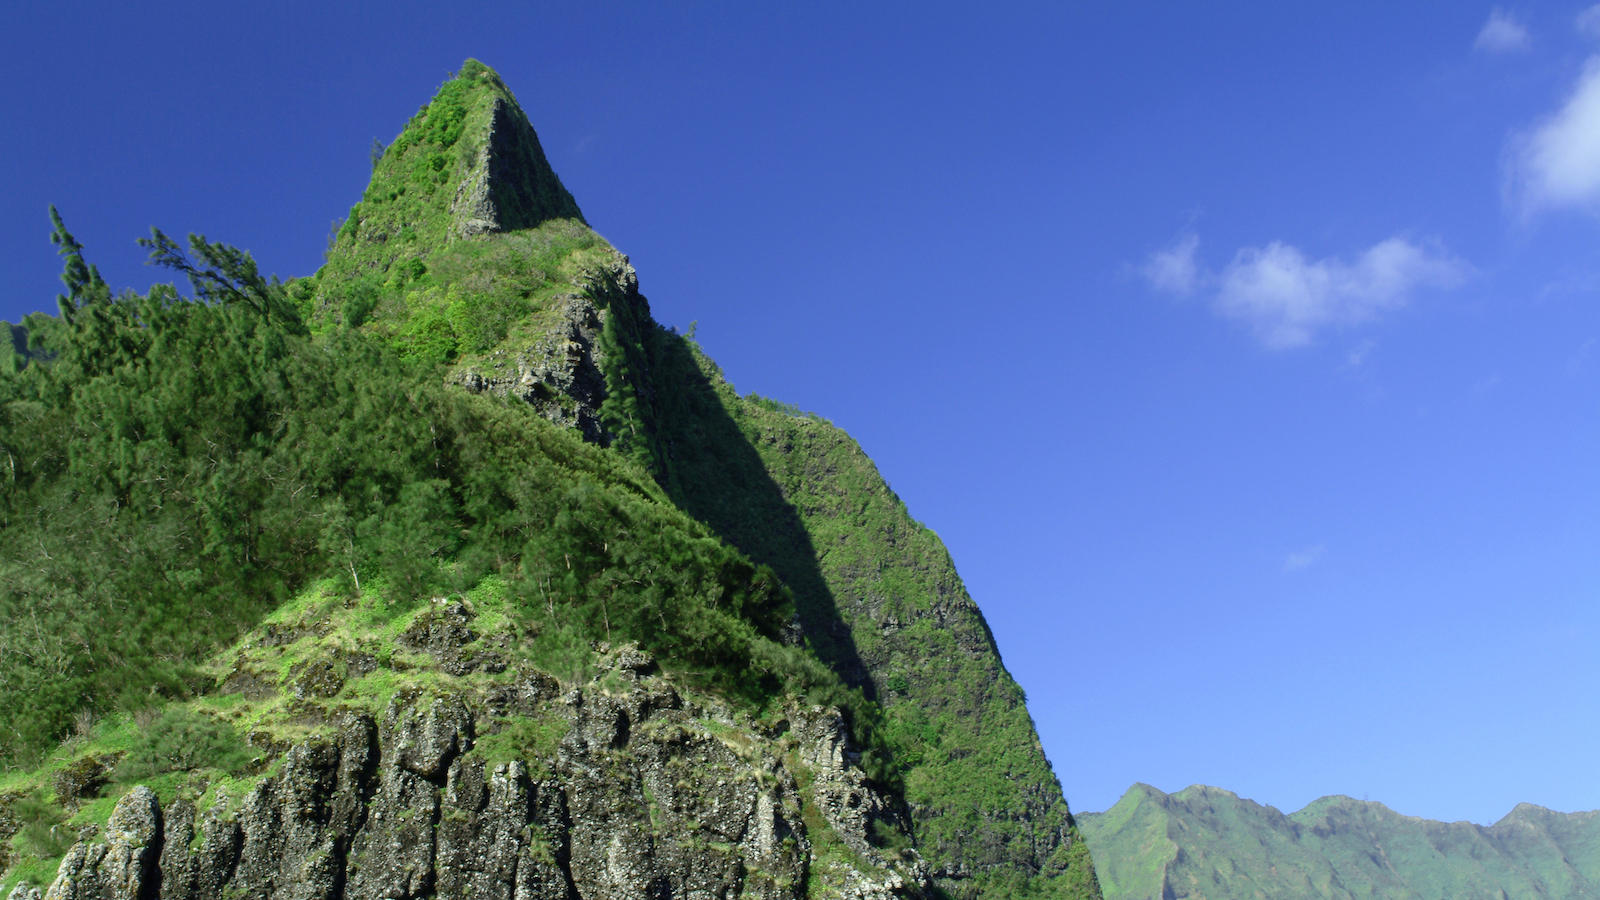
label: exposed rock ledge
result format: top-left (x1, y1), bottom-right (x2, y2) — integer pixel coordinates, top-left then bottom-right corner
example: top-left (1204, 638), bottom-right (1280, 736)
top-left (16, 654), bottom-right (926, 900)
top-left (450, 249), bottom-right (644, 447)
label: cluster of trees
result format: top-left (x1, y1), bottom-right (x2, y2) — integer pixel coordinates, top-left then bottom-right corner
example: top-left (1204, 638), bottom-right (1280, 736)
top-left (0, 212), bottom-right (835, 763)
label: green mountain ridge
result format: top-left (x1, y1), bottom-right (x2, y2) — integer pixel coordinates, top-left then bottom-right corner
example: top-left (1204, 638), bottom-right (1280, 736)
top-left (0, 60), bottom-right (1098, 900)
top-left (1080, 783), bottom-right (1600, 900)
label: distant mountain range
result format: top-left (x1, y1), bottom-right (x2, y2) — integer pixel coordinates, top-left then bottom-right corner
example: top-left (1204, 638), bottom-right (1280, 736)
top-left (1079, 783), bottom-right (1600, 900)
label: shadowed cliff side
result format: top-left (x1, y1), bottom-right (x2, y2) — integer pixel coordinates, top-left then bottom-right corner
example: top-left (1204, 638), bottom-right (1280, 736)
top-left (635, 332), bottom-right (1100, 900)
top-left (638, 334), bottom-right (875, 702)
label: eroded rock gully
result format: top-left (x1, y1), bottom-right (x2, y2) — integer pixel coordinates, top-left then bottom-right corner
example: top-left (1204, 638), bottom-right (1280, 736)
top-left (26, 657), bottom-right (926, 900)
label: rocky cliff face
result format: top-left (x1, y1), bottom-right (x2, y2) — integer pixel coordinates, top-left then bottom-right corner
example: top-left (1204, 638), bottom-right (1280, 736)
top-left (450, 94), bottom-right (584, 239)
top-left (451, 250), bottom-right (647, 449)
top-left (22, 645), bottom-right (927, 900)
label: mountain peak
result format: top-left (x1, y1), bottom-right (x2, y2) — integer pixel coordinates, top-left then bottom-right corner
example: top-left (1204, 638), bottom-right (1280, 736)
top-left (321, 60), bottom-right (583, 284)
top-left (441, 59), bottom-right (585, 236)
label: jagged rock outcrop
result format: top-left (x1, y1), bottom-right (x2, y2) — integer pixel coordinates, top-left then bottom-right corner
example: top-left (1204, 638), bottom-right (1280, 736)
top-left (31, 651), bottom-right (927, 900)
top-left (452, 287), bottom-right (610, 444)
top-left (452, 249), bottom-right (651, 448)
top-left (43, 786), bottom-right (159, 900)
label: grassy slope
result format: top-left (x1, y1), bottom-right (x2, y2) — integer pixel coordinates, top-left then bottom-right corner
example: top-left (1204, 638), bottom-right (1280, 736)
top-left (1080, 783), bottom-right (1600, 900)
top-left (1076, 786), bottom-right (1178, 900)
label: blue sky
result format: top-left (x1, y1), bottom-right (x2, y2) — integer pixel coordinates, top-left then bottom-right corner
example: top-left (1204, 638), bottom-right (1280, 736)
top-left (2, 3), bottom-right (1595, 826)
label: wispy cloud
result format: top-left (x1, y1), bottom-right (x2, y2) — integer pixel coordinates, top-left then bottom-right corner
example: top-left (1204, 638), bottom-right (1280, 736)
top-left (1508, 56), bottom-right (1600, 217)
top-left (1578, 5), bottom-right (1600, 38)
top-left (1344, 339), bottom-right (1377, 369)
top-left (1218, 239), bottom-right (1469, 349)
top-left (1140, 233), bottom-right (1200, 295)
top-left (1142, 235), bottom-right (1470, 350)
top-left (1476, 9), bottom-right (1531, 53)
top-left (1283, 545), bottom-right (1325, 572)
top-left (1565, 338), bottom-right (1595, 377)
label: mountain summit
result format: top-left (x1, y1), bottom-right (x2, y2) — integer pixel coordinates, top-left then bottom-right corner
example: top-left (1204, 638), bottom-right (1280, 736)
top-left (0, 61), bottom-right (1099, 900)
top-left (334, 59), bottom-right (583, 262)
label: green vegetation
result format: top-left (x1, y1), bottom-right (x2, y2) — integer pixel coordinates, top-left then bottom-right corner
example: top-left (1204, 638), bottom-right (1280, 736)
top-left (0, 697), bottom-right (267, 894)
top-left (314, 216), bottom-right (611, 365)
top-left (9, 790), bottom-right (71, 863)
top-left (1079, 783), bottom-right (1600, 900)
top-left (474, 713), bottom-right (568, 777)
top-left (305, 59), bottom-right (588, 367)
top-left (0, 58), bottom-right (1102, 900)
top-left (115, 707), bottom-right (252, 783)
top-left (0, 209), bottom-right (834, 766)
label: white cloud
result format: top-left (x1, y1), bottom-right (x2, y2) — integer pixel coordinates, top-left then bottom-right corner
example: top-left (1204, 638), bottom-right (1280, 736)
top-left (1510, 56), bottom-right (1600, 216)
top-left (1213, 238), bottom-right (1469, 350)
top-left (1578, 5), bottom-right (1600, 38)
top-left (1475, 9), bottom-right (1531, 52)
top-left (1283, 545), bottom-right (1325, 572)
top-left (1142, 234), bottom-right (1469, 349)
top-left (1140, 233), bottom-right (1200, 295)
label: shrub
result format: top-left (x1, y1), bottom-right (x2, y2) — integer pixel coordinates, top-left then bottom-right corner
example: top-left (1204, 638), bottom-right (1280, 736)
top-left (11, 790), bottom-right (70, 860)
top-left (115, 707), bottom-right (251, 782)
